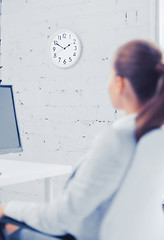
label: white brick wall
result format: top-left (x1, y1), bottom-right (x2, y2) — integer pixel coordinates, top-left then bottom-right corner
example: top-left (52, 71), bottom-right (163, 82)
top-left (0, 0), bottom-right (156, 203)
top-left (159, 0), bottom-right (164, 50)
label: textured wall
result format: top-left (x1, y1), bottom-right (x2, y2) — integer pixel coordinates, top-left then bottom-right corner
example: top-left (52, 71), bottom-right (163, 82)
top-left (159, 0), bottom-right (164, 49)
top-left (0, 0), bottom-right (156, 203)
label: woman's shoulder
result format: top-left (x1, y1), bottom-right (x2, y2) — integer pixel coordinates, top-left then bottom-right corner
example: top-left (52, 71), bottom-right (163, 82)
top-left (80, 125), bottom-right (136, 183)
top-left (101, 125), bottom-right (136, 164)
top-left (93, 124), bottom-right (136, 151)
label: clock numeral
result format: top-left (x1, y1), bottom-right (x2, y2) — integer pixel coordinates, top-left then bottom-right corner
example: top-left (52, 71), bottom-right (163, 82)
top-left (74, 46), bottom-right (77, 51)
top-left (54, 53), bottom-right (57, 58)
top-left (63, 59), bottom-right (67, 64)
top-left (53, 47), bottom-right (56, 52)
top-left (58, 35), bottom-right (62, 40)
top-left (73, 39), bottom-right (76, 44)
top-left (69, 34), bottom-right (72, 39)
top-left (73, 52), bottom-right (76, 57)
top-left (63, 33), bottom-right (66, 38)
top-left (69, 57), bottom-right (72, 62)
top-left (58, 57), bottom-right (61, 62)
top-left (54, 40), bottom-right (58, 45)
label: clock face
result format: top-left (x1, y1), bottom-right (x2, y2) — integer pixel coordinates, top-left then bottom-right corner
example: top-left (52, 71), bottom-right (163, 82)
top-left (50, 30), bottom-right (81, 68)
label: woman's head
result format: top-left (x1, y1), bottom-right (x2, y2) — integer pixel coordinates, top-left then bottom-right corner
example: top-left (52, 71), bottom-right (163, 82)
top-left (109, 39), bottom-right (164, 140)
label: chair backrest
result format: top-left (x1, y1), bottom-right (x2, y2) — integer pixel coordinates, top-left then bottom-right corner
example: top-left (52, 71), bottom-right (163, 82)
top-left (100, 128), bottom-right (164, 240)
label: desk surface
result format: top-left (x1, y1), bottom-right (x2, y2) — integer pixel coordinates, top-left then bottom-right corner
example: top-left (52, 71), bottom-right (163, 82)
top-left (0, 159), bottom-right (72, 187)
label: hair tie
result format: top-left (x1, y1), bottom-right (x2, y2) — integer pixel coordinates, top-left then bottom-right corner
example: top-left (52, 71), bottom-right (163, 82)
top-left (155, 63), bottom-right (164, 95)
top-left (155, 62), bottom-right (164, 74)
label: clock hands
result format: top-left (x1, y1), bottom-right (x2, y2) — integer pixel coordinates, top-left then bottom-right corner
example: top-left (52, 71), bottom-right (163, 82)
top-left (54, 42), bottom-right (64, 49)
top-left (55, 41), bottom-right (72, 50)
top-left (54, 42), bottom-right (72, 55)
top-left (63, 43), bottom-right (72, 50)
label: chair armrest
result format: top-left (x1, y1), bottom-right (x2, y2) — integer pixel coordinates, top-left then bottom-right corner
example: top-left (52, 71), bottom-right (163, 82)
top-left (0, 216), bottom-right (76, 240)
top-left (0, 216), bottom-right (33, 230)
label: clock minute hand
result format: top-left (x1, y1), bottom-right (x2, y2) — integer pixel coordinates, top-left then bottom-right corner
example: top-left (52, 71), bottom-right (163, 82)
top-left (55, 43), bottom-right (64, 49)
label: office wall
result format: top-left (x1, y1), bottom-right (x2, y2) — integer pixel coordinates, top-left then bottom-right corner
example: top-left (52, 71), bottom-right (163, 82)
top-left (159, 0), bottom-right (164, 50)
top-left (0, 0), bottom-right (2, 74)
top-left (0, 0), bottom-right (156, 202)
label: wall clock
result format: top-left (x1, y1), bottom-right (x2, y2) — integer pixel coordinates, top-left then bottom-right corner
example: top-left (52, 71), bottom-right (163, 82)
top-left (50, 30), bottom-right (82, 68)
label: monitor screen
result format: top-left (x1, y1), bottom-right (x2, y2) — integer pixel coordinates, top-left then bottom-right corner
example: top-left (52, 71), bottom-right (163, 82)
top-left (0, 85), bottom-right (22, 154)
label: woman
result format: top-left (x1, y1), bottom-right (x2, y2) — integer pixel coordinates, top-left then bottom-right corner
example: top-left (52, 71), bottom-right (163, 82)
top-left (0, 39), bottom-right (164, 240)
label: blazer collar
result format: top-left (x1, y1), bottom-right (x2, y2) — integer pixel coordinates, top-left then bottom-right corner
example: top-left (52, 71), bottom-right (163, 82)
top-left (113, 113), bottom-right (137, 130)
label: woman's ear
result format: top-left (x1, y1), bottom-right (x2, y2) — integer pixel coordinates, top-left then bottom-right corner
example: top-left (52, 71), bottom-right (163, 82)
top-left (115, 75), bottom-right (125, 94)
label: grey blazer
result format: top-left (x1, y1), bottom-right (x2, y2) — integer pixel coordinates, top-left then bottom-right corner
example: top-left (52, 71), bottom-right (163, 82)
top-left (4, 114), bottom-right (136, 240)
top-left (100, 126), bottom-right (164, 240)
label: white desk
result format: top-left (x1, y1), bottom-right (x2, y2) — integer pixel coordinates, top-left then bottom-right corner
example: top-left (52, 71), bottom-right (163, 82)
top-left (0, 159), bottom-right (72, 203)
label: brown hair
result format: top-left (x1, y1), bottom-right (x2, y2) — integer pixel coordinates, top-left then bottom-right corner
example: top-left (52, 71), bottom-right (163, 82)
top-left (114, 40), bottom-right (164, 141)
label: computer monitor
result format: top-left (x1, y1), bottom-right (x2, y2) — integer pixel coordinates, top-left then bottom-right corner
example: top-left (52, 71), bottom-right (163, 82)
top-left (0, 85), bottom-right (22, 154)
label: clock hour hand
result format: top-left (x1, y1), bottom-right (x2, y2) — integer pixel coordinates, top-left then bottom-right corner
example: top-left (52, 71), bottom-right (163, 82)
top-left (64, 43), bottom-right (72, 50)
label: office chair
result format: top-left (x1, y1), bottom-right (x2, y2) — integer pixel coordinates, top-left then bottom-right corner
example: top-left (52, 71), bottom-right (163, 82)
top-left (0, 216), bottom-right (76, 240)
top-left (100, 128), bottom-right (164, 240)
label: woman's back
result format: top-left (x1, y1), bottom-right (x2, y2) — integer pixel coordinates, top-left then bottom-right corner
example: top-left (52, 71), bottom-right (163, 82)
top-left (100, 128), bottom-right (164, 240)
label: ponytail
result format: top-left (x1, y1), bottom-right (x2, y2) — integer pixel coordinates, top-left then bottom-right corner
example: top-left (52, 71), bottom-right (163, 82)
top-left (136, 63), bottom-right (164, 141)
top-left (114, 40), bottom-right (164, 141)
